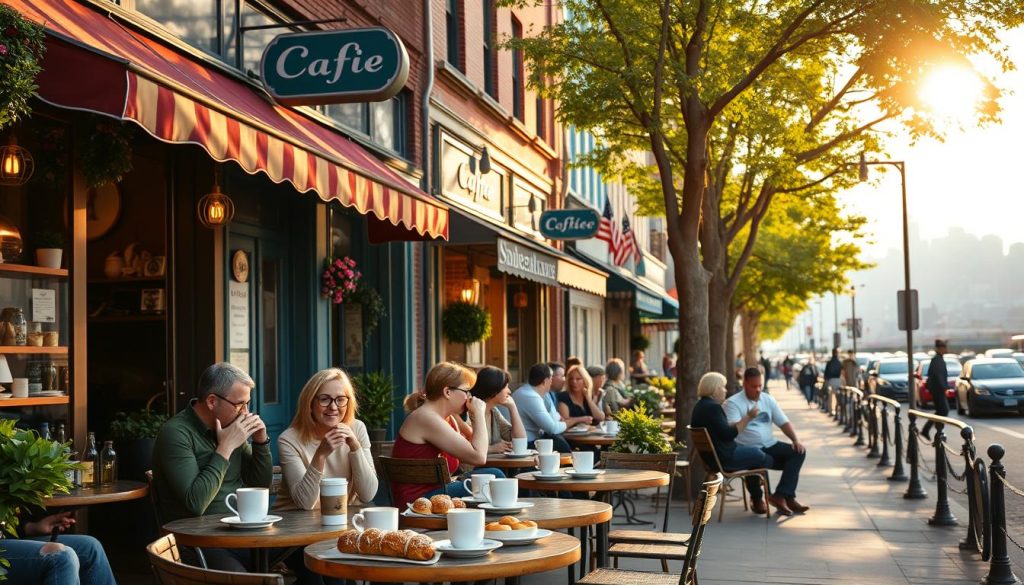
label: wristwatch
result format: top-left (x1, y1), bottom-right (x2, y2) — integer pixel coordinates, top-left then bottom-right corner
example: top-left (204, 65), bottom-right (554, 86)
top-left (252, 437), bottom-right (271, 446)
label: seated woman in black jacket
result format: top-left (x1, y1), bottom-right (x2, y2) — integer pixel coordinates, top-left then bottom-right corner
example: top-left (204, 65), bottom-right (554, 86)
top-left (690, 372), bottom-right (772, 472)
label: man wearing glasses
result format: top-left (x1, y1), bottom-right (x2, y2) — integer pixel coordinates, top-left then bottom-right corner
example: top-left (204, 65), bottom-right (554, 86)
top-left (153, 362), bottom-right (273, 571)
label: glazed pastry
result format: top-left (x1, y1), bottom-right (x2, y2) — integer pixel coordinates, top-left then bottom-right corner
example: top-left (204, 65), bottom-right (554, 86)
top-left (511, 522), bottom-right (532, 530)
top-left (486, 522), bottom-right (511, 531)
top-left (429, 494), bottom-right (454, 514)
top-left (336, 529), bottom-right (361, 554)
top-left (452, 498), bottom-right (466, 509)
top-left (498, 515), bottom-right (519, 526)
top-left (405, 533), bottom-right (436, 561)
top-left (411, 497), bottom-right (432, 514)
top-left (520, 520), bottom-right (537, 528)
top-left (357, 527), bottom-right (386, 555)
top-left (381, 529), bottom-right (416, 557)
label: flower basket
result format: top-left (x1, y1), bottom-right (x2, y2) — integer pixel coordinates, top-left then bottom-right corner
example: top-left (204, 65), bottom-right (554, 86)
top-left (321, 257), bottom-right (386, 337)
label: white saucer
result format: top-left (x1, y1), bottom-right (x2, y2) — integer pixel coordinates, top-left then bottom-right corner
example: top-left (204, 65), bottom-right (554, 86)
top-left (502, 449), bottom-right (537, 457)
top-left (434, 538), bottom-right (503, 558)
top-left (220, 515), bottom-right (282, 529)
top-left (479, 501), bottom-right (535, 514)
top-left (565, 427), bottom-right (590, 434)
top-left (28, 391), bottom-right (64, 397)
top-left (459, 496), bottom-right (487, 506)
top-left (565, 469), bottom-right (604, 479)
top-left (486, 528), bottom-right (553, 546)
top-left (531, 472), bottom-right (568, 481)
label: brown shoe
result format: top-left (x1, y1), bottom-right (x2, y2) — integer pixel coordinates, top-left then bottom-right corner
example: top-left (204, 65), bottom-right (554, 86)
top-left (786, 498), bottom-right (810, 513)
top-left (751, 499), bottom-right (768, 515)
top-left (767, 494), bottom-right (793, 516)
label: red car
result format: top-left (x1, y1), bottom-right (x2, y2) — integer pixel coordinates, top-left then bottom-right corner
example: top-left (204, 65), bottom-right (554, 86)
top-left (916, 356), bottom-right (962, 407)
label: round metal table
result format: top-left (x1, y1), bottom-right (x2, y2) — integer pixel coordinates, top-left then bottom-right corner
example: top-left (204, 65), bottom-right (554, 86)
top-left (43, 481), bottom-right (149, 507)
top-left (483, 452), bottom-right (572, 469)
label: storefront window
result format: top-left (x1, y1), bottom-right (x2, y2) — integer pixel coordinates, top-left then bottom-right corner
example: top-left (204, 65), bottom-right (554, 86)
top-left (324, 94), bottom-right (407, 158)
top-left (228, 4), bottom-right (282, 73)
top-left (134, 0), bottom-right (225, 55)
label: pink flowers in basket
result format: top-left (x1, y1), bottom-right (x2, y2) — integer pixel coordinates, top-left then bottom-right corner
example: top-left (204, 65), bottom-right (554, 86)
top-left (322, 257), bottom-right (362, 304)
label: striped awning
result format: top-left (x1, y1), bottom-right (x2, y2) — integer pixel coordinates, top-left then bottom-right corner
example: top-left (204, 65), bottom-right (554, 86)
top-left (13, 0), bottom-right (449, 240)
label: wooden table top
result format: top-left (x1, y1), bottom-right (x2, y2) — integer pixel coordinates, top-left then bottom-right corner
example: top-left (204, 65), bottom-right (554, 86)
top-left (399, 497), bottom-right (612, 531)
top-left (43, 481), bottom-right (149, 507)
top-left (484, 452), bottom-right (572, 469)
top-left (304, 530), bottom-right (580, 582)
top-left (661, 408), bottom-right (676, 417)
top-left (661, 420), bottom-right (677, 430)
top-left (515, 469), bottom-right (671, 493)
top-left (163, 509), bottom-right (351, 549)
top-left (563, 432), bottom-right (618, 447)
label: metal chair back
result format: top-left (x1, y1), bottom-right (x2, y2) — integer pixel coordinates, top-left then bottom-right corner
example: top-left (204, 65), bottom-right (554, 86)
top-left (147, 534), bottom-right (283, 585)
top-left (378, 455), bottom-right (453, 505)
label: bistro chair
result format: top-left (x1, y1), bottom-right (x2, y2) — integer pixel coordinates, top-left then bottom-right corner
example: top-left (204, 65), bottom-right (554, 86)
top-left (146, 470), bottom-right (208, 569)
top-left (603, 452), bottom-right (683, 572)
top-left (686, 426), bottom-right (771, 521)
top-left (576, 473), bottom-right (723, 585)
top-left (378, 456), bottom-right (452, 506)
top-left (147, 534), bottom-right (283, 585)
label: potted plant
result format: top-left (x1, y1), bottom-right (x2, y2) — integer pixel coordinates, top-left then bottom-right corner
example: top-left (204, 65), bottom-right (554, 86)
top-left (351, 371), bottom-right (396, 445)
top-left (0, 420), bottom-right (76, 571)
top-left (0, 5), bottom-right (46, 130)
top-left (630, 334), bottom-right (651, 352)
top-left (610, 404), bottom-right (675, 454)
top-left (34, 230), bottom-right (63, 269)
top-left (441, 301), bottom-right (492, 352)
top-left (108, 407), bottom-right (167, 482)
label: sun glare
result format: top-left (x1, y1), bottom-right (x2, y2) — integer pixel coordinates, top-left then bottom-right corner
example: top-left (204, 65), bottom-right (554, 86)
top-left (918, 65), bottom-right (984, 121)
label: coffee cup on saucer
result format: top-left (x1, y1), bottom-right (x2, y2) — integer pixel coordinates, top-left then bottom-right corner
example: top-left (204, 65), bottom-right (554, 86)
top-left (225, 487), bottom-right (269, 522)
top-left (447, 508), bottom-right (485, 549)
top-left (462, 474), bottom-right (495, 499)
top-left (535, 452), bottom-right (560, 475)
top-left (571, 451), bottom-right (595, 473)
top-left (482, 478), bottom-right (519, 507)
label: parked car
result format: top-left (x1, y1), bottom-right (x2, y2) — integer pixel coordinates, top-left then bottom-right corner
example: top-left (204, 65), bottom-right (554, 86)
top-left (1012, 353), bottom-right (1024, 369)
top-left (955, 357), bottom-right (1024, 417)
top-left (916, 355), bottom-right (962, 407)
top-left (867, 357), bottom-right (917, 401)
top-left (984, 348), bottom-right (1014, 359)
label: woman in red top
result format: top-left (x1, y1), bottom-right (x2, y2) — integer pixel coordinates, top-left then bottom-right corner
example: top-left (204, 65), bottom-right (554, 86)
top-left (391, 362), bottom-right (505, 508)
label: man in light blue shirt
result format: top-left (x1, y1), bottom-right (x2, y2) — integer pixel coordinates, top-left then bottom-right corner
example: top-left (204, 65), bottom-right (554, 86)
top-left (513, 363), bottom-right (589, 453)
top-left (724, 368), bottom-right (808, 516)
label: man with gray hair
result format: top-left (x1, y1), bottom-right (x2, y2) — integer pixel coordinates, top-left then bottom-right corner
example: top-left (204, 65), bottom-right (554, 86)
top-left (153, 362), bottom-right (272, 570)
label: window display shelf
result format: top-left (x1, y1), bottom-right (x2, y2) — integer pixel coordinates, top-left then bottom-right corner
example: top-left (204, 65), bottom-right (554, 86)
top-left (0, 264), bottom-right (69, 278)
top-left (0, 396), bottom-right (69, 408)
top-left (0, 346), bottom-right (69, 355)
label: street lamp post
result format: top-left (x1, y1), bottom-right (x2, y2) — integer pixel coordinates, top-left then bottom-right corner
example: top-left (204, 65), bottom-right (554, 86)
top-left (850, 286), bottom-right (859, 354)
top-left (854, 154), bottom-right (916, 408)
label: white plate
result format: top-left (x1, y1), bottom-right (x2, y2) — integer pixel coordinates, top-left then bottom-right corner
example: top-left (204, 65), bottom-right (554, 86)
top-left (316, 549), bottom-right (442, 565)
top-left (486, 528), bottom-right (552, 546)
top-left (502, 449), bottom-right (537, 457)
top-left (434, 538), bottom-right (503, 558)
top-left (479, 501), bottom-right (535, 514)
top-left (0, 393), bottom-right (12, 400)
top-left (565, 427), bottom-right (590, 434)
top-left (403, 505), bottom-right (447, 519)
top-left (565, 469), bottom-right (604, 479)
top-left (28, 391), bottom-right (64, 397)
top-left (531, 472), bottom-right (568, 481)
top-left (219, 515), bottom-right (282, 529)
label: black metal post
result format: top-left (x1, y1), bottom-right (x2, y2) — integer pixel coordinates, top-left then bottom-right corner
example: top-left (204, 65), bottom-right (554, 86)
top-left (854, 400), bottom-right (865, 445)
top-left (983, 444), bottom-right (1021, 585)
top-left (843, 390), bottom-right (853, 434)
top-left (878, 403), bottom-right (892, 467)
top-left (838, 389), bottom-right (846, 427)
top-left (889, 405), bottom-right (907, 481)
top-left (929, 423), bottom-right (957, 525)
top-left (904, 413), bottom-right (927, 499)
top-left (867, 402), bottom-right (880, 458)
top-left (959, 427), bottom-right (979, 552)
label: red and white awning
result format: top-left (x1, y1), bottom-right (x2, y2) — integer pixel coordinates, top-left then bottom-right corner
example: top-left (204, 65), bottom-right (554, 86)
top-left (11, 0), bottom-right (449, 240)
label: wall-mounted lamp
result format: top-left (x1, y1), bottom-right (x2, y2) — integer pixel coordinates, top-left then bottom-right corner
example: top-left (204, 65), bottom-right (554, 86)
top-left (468, 145), bottom-right (492, 176)
top-left (0, 133), bottom-right (34, 186)
top-left (197, 167), bottom-right (235, 229)
top-left (460, 278), bottom-right (480, 304)
top-left (513, 286), bottom-right (528, 309)
top-left (508, 195), bottom-right (539, 229)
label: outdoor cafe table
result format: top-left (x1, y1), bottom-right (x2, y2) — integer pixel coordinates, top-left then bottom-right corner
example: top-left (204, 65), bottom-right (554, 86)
top-left (564, 431), bottom-right (618, 448)
top-left (484, 451), bottom-right (571, 469)
top-left (163, 509), bottom-right (350, 572)
top-left (305, 529), bottom-right (580, 585)
top-left (515, 469), bottom-right (670, 568)
top-left (43, 480), bottom-right (149, 507)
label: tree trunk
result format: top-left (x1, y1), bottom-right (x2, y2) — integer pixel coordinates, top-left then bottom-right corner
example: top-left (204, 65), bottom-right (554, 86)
top-left (707, 269), bottom-right (730, 377)
top-left (741, 309), bottom-right (761, 368)
top-left (725, 308), bottom-right (738, 393)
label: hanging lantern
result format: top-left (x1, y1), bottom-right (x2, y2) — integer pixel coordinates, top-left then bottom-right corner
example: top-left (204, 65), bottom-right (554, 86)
top-left (0, 134), bottom-right (34, 187)
top-left (197, 171), bottom-right (235, 228)
top-left (460, 278), bottom-right (480, 304)
top-left (513, 286), bottom-right (528, 309)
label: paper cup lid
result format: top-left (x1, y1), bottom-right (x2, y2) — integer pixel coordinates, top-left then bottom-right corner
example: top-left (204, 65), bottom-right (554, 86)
top-left (320, 477), bottom-right (348, 485)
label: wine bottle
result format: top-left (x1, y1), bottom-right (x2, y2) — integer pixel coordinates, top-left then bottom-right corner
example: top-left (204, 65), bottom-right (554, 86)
top-left (82, 432), bottom-right (98, 486)
top-left (100, 440), bottom-right (117, 484)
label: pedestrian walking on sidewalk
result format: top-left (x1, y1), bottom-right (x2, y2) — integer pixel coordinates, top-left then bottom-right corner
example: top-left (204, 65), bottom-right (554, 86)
top-left (824, 348), bottom-right (843, 412)
top-left (921, 339), bottom-right (951, 440)
top-left (782, 355), bottom-right (794, 389)
top-left (797, 359), bottom-right (818, 405)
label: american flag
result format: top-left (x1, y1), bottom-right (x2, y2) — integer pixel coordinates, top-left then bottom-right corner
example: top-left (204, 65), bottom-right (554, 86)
top-left (614, 215), bottom-right (642, 266)
top-left (595, 197), bottom-right (620, 257)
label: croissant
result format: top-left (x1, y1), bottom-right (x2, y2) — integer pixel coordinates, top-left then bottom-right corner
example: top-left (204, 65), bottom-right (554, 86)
top-left (357, 528), bottom-right (385, 555)
top-left (430, 494), bottom-right (454, 514)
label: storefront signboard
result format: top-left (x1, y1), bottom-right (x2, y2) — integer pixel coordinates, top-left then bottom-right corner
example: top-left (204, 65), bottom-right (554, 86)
top-left (441, 133), bottom-right (504, 219)
top-left (260, 27), bottom-right (410, 105)
top-left (497, 237), bottom-right (558, 286)
top-left (539, 209), bottom-right (600, 240)
top-left (229, 281), bottom-right (250, 350)
top-left (635, 289), bottom-right (663, 315)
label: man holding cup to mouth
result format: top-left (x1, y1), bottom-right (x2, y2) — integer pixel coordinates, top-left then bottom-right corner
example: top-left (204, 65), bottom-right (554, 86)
top-left (153, 362), bottom-right (273, 571)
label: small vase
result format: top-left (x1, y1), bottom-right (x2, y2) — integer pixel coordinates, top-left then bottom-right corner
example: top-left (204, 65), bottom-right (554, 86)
top-left (36, 248), bottom-right (62, 269)
top-left (104, 253), bottom-right (124, 279)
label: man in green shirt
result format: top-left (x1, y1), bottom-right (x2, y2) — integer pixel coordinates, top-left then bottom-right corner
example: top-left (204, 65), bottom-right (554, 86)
top-left (153, 362), bottom-right (272, 571)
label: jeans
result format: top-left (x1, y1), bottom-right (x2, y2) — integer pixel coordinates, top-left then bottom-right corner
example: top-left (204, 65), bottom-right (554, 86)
top-left (744, 441), bottom-right (805, 500)
top-left (5, 535), bottom-right (116, 585)
top-left (801, 384), bottom-right (815, 404)
top-left (721, 446), bottom-right (773, 473)
top-left (425, 468), bottom-right (506, 499)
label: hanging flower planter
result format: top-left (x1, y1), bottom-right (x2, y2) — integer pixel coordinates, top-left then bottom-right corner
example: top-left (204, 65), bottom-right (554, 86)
top-left (442, 301), bottom-right (492, 345)
top-left (76, 116), bottom-right (135, 188)
top-left (321, 257), bottom-right (386, 336)
top-left (0, 5), bottom-right (46, 130)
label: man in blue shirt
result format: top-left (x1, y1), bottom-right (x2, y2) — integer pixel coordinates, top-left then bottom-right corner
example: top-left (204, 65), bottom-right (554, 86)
top-left (513, 363), bottom-right (589, 453)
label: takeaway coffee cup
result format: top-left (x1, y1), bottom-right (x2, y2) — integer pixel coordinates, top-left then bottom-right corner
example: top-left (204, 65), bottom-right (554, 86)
top-left (225, 487), bottom-right (269, 522)
top-left (572, 451), bottom-right (595, 473)
top-left (535, 452), bottom-right (561, 475)
top-left (535, 439), bottom-right (553, 454)
top-left (320, 478), bottom-right (349, 526)
top-left (462, 473), bottom-right (495, 499)
top-left (447, 508), bottom-right (485, 549)
top-left (511, 437), bottom-right (529, 455)
top-left (351, 507), bottom-right (398, 532)
top-left (11, 378), bottom-right (28, 398)
top-left (482, 478), bottom-right (518, 507)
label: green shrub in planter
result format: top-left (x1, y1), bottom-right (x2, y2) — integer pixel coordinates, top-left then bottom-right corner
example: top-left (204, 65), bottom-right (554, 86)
top-left (442, 301), bottom-right (492, 345)
top-left (352, 371), bottom-right (396, 431)
top-left (630, 334), bottom-right (650, 352)
top-left (610, 405), bottom-right (674, 454)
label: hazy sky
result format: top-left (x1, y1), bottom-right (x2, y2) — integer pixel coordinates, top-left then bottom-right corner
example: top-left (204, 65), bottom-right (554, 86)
top-left (838, 27), bottom-right (1024, 260)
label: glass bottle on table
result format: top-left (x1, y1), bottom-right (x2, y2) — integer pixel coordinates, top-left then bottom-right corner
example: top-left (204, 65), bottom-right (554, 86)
top-left (39, 422), bottom-right (51, 441)
top-left (82, 432), bottom-right (98, 486)
top-left (100, 440), bottom-right (117, 484)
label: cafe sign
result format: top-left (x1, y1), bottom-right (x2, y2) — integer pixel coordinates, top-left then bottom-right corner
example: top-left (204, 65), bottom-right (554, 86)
top-left (260, 27), bottom-right (409, 105)
top-left (497, 237), bottom-right (559, 286)
top-left (539, 209), bottom-right (600, 240)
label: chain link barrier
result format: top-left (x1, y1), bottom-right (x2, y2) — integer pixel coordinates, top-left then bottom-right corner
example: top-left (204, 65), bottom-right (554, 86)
top-left (994, 470), bottom-right (1024, 499)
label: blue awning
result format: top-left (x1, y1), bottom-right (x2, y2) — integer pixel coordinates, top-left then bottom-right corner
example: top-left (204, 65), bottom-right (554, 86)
top-left (567, 248), bottom-right (678, 320)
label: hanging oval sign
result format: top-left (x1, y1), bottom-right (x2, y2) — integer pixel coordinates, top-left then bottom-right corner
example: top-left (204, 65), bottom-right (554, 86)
top-left (539, 209), bottom-right (601, 240)
top-left (260, 27), bottom-right (409, 105)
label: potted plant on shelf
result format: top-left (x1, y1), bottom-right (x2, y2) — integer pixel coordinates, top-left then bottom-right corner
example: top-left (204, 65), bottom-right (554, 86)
top-left (108, 405), bottom-right (167, 482)
top-left (351, 371), bottom-right (396, 446)
top-left (610, 404), bottom-right (675, 455)
top-left (34, 230), bottom-right (63, 269)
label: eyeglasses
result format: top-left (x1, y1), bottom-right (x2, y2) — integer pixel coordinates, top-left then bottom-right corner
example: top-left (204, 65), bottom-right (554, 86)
top-left (448, 386), bottom-right (472, 396)
top-left (214, 394), bottom-right (251, 413)
top-left (316, 395), bottom-right (350, 409)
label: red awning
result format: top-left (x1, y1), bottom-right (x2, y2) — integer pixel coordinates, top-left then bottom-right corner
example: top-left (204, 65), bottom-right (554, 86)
top-left (11, 0), bottom-right (449, 241)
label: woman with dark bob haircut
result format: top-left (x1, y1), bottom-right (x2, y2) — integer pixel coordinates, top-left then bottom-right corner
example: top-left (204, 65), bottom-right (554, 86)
top-left (469, 366), bottom-right (527, 453)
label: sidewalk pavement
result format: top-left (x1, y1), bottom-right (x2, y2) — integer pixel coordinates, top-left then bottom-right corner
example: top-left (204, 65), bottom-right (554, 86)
top-left (566, 379), bottom-right (993, 585)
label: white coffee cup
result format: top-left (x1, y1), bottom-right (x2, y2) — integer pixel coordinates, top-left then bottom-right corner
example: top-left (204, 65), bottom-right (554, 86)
top-left (462, 473), bottom-right (495, 499)
top-left (572, 451), bottom-right (595, 473)
top-left (351, 507), bottom-right (398, 532)
top-left (447, 508), bottom-right (485, 549)
top-left (511, 437), bottom-right (528, 455)
top-left (225, 487), bottom-right (269, 522)
top-left (482, 478), bottom-right (518, 507)
top-left (536, 452), bottom-right (560, 475)
top-left (605, 420), bottom-right (620, 434)
top-left (319, 478), bottom-right (349, 526)
top-left (535, 439), bottom-right (553, 454)
top-left (11, 378), bottom-right (27, 398)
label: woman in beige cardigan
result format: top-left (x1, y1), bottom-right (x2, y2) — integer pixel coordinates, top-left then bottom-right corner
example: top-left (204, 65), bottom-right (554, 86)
top-left (275, 368), bottom-right (378, 509)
